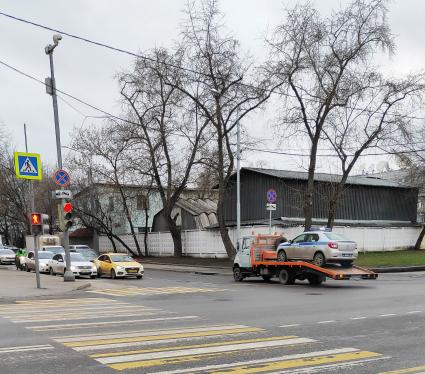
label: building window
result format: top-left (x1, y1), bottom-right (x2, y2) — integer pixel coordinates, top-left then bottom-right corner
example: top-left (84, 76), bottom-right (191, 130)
top-left (137, 195), bottom-right (149, 210)
top-left (108, 196), bottom-right (114, 211)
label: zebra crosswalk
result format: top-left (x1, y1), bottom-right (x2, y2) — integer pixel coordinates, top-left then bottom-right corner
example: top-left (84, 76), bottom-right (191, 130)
top-left (87, 286), bottom-right (227, 297)
top-left (0, 297), bottom-right (391, 373)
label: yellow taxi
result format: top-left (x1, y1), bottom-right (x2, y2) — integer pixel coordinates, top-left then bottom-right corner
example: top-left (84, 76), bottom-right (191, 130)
top-left (94, 253), bottom-right (144, 279)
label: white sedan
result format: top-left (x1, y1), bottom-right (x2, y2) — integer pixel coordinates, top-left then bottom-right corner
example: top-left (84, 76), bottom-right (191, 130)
top-left (49, 252), bottom-right (97, 279)
top-left (25, 251), bottom-right (53, 273)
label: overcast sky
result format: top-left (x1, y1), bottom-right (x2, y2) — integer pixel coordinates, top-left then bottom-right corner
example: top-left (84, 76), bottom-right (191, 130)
top-left (0, 0), bottom-right (424, 176)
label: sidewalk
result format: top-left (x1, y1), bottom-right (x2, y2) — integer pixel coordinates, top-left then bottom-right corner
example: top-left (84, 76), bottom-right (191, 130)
top-left (0, 266), bottom-right (118, 302)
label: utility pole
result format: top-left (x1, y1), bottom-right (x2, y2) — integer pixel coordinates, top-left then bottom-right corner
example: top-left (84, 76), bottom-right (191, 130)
top-left (45, 34), bottom-right (74, 282)
top-left (236, 121), bottom-right (241, 250)
top-left (24, 124), bottom-right (35, 213)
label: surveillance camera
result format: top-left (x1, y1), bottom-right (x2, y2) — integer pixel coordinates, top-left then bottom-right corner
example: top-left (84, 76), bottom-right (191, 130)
top-left (53, 34), bottom-right (62, 45)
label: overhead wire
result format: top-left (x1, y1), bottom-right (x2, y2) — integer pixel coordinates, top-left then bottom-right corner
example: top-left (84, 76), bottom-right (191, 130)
top-left (2, 10), bottom-right (425, 123)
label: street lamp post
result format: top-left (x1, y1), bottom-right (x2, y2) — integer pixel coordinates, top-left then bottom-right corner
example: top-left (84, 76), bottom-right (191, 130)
top-left (45, 34), bottom-right (75, 282)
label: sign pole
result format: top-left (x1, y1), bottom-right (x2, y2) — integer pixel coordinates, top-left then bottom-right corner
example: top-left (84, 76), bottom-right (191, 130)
top-left (236, 120), bottom-right (241, 249)
top-left (23, 124), bottom-right (35, 213)
top-left (33, 233), bottom-right (41, 289)
top-left (46, 36), bottom-right (74, 282)
top-left (269, 209), bottom-right (272, 234)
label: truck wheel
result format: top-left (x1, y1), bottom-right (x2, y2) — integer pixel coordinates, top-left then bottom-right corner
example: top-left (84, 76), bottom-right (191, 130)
top-left (233, 267), bottom-right (244, 282)
top-left (340, 261), bottom-right (353, 268)
top-left (313, 252), bottom-right (326, 267)
top-left (278, 269), bottom-right (295, 285)
top-left (262, 275), bottom-right (272, 282)
top-left (277, 250), bottom-right (287, 262)
top-left (308, 275), bottom-right (323, 285)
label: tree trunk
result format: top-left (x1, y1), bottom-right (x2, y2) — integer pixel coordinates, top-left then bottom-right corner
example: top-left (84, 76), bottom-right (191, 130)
top-left (144, 205), bottom-right (149, 257)
top-left (107, 235), bottom-right (117, 252)
top-left (217, 194), bottom-right (236, 259)
top-left (304, 139), bottom-right (319, 230)
top-left (166, 214), bottom-right (183, 257)
top-left (327, 199), bottom-right (337, 228)
top-left (414, 225), bottom-right (425, 250)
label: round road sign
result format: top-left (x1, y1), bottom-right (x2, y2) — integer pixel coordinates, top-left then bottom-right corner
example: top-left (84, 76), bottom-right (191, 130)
top-left (53, 169), bottom-right (71, 187)
top-left (267, 188), bottom-right (277, 203)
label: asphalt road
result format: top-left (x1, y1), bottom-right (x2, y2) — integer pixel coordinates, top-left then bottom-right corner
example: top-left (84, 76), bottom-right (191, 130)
top-left (1, 269), bottom-right (425, 373)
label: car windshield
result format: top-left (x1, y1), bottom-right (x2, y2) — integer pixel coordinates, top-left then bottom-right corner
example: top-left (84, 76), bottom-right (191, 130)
top-left (77, 248), bottom-right (96, 256)
top-left (70, 253), bottom-right (86, 262)
top-left (44, 247), bottom-right (64, 254)
top-left (38, 252), bottom-right (53, 259)
top-left (0, 249), bottom-right (14, 255)
top-left (110, 254), bottom-right (134, 262)
top-left (324, 233), bottom-right (348, 241)
top-left (75, 246), bottom-right (90, 250)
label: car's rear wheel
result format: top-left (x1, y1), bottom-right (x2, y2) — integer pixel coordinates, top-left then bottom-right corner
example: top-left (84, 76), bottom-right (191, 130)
top-left (233, 267), bottom-right (244, 282)
top-left (278, 268), bottom-right (295, 285)
top-left (277, 250), bottom-right (287, 262)
top-left (340, 260), bottom-right (353, 268)
top-left (313, 252), bottom-right (326, 267)
top-left (111, 269), bottom-right (116, 279)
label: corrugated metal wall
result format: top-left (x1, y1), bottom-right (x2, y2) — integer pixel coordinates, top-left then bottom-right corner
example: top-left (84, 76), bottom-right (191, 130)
top-left (224, 170), bottom-right (418, 223)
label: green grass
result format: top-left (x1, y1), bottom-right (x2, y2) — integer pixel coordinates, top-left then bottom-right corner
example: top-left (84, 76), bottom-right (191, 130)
top-left (355, 250), bottom-right (425, 267)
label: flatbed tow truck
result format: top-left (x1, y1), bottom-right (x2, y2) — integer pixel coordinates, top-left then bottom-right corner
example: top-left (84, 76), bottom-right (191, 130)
top-left (233, 234), bottom-right (377, 285)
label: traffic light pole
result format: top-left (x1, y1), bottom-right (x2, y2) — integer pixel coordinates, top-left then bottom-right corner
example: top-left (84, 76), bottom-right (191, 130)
top-left (46, 36), bottom-right (74, 282)
top-left (33, 233), bottom-right (41, 289)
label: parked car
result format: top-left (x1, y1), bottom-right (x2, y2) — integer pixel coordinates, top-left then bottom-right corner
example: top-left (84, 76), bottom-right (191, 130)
top-left (276, 230), bottom-right (358, 268)
top-left (69, 245), bottom-right (98, 262)
top-left (41, 246), bottom-right (65, 255)
top-left (25, 251), bottom-right (53, 273)
top-left (94, 253), bottom-right (144, 279)
top-left (0, 248), bottom-right (16, 265)
top-left (49, 252), bottom-right (97, 279)
top-left (3, 245), bottom-right (20, 253)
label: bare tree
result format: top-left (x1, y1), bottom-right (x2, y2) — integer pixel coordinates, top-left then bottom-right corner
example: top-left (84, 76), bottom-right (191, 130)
top-left (323, 74), bottom-right (424, 227)
top-left (163, 0), bottom-right (276, 258)
top-left (70, 124), bottom-right (147, 256)
top-left (266, 0), bottom-right (395, 229)
top-left (118, 48), bottom-right (210, 257)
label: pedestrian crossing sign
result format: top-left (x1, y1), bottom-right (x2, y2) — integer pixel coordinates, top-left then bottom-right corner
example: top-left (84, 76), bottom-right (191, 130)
top-left (14, 152), bottom-right (42, 180)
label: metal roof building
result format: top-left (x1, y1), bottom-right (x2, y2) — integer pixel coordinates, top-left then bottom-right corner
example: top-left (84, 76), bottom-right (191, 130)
top-left (223, 168), bottom-right (419, 227)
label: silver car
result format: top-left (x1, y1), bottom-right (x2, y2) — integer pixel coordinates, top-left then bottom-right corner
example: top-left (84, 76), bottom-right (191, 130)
top-left (25, 251), bottom-right (53, 273)
top-left (0, 249), bottom-right (15, 265)
top-left (49, 252), bottom-right (97, 279)
top-left (276, 231), bottom-right (358, 268)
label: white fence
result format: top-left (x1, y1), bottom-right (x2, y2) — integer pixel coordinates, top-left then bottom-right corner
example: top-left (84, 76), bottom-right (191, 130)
top-left (98, 225), bottom-right (423, 257)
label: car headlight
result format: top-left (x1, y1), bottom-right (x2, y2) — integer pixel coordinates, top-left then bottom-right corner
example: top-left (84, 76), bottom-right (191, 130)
top-left (116, 266), bottom-right (124, 271)
top-left (70, 265), bottom-right (76, 271)
top-left (91, 266), bottom-right (97, 271)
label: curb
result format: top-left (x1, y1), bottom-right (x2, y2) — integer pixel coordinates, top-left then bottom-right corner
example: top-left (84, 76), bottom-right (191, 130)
top-left (370, 265), bottom-right (425, 273)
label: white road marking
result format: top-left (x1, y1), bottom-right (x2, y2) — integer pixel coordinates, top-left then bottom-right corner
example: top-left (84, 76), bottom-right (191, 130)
top-left (350, 317), bottom-right (367, 320)
top-left (54, 324), bottom-right (253, 343)
top-left (29, 316), bottom-right (199, 331)
top-left (95, 337), bottom-right (315, 365)
top-left (12, 312), bottom-right (162, 323)
top-left (280, 324), bottom-right (300, 328)
top-left (0, 344), bottom-right (54, 354)
top-left (149, 348), bottom-right (360, 374)
top-left (379, 314), bottom-right (398, 317)
top-left (317, 320), bottom-right (336, 324)
top-left (267, 356), bottom-right (391, 374)
top-left (407, 310), bottom-right (423, 314)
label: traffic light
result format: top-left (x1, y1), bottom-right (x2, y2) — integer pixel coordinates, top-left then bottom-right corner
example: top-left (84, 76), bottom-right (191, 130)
top-left (63, 202), bottom-right (74, 230)
top-left (29, 213), bottom-right (50, 235)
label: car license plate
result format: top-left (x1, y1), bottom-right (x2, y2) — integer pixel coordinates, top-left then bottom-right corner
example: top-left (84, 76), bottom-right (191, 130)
top-left (80, 271), bottom-right (90, 275)
top-left (342, 254), bottom-right (352, 257)
top-left (127, 269), bottom-right (137, 273)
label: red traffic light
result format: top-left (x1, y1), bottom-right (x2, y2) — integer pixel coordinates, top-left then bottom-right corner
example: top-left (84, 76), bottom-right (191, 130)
top-left (30, 213), bottom-right (41, 225)
top-left (63, 202), bottom-right (73, 213)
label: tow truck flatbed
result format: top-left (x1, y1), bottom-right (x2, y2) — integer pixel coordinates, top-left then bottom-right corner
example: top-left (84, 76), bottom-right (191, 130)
top-left (233, 233), bottom-right (378, 285)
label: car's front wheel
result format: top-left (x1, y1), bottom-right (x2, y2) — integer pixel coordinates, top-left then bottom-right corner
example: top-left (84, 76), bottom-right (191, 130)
top-left (277, 250), bottom-right (287, 262)
top-left (278, 268), bottom-right (295, 285)
top-left (49, 267), bottom-right (55, 276)
top-left (111, 269), bottom-right (117, 279)
top-left (233, 267), bottom-right (244, 282)
top-left (26, 265), bottom-right (31, 272)
top-left (313, 252), bottom-right (326, 267)
top-left (136, 275), bottom-right (143, 279)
